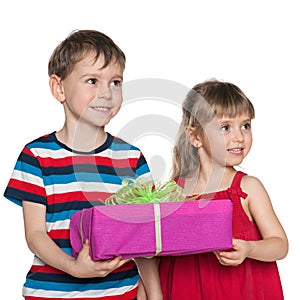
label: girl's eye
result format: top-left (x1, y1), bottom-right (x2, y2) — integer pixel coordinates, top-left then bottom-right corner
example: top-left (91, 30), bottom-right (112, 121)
top-left (221, 125), bottom-right (230, 131)
top-left (242, 123), bottom-right (251, 130)
top-left (111, 80), bottom-right (122, 87)
top-left (87, 78), bottom-right (97, 85)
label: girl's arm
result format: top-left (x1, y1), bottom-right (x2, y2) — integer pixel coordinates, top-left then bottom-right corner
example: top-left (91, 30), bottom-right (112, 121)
top-left (136, 278), bottom-right (147, 300)
top-left (215, 175), bottom-right (288, 266)
top-left (23, 200), bottom-right (128, 278)
top-left (134, 257), bottom-right (163, 300)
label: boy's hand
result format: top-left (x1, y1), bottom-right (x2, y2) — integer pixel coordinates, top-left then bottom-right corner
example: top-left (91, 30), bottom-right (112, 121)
top-left (72, 239), bottom-right (130, 278)
top-left (214, 238), bottom-right (248, 266)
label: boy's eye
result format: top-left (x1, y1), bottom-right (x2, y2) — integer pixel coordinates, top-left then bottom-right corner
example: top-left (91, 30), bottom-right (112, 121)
top-left (111, 80), bottom-right (122, 87)
top-left (87, 78), bottom-right (97, 85)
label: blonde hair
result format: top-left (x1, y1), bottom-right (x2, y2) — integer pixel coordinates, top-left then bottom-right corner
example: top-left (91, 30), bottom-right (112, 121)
top-left (171, 79), bottom-right (255, 179)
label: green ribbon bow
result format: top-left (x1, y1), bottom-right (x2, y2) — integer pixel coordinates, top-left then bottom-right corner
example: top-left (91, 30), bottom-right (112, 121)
top-left (105, 178), bottom-right (187, 205)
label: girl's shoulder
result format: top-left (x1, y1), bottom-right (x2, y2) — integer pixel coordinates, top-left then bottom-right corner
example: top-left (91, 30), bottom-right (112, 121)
top-left (240, 174), bottom-right (264, 187)
top-left (240, 174), bottom-right (267, 198)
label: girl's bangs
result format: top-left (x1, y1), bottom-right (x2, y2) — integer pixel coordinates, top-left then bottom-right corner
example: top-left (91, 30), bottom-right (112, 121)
top-left (213, 100), bottom-right (255, 119)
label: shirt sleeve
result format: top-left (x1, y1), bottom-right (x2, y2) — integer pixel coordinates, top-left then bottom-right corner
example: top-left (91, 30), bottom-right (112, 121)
top-left (135, 151), bottom-right (152, 181)
top-left (3, 146), bottom-right (47, 207)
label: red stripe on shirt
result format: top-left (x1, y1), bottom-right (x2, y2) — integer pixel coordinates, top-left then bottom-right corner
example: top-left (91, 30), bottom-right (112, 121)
top-left (29, 265), bottom-right (65, 274)
top-left (48, 229), bottom-right (69, 239)
top-left (38, 156), bottom-right (138, 168)
top-left (48, 191), bottom-right (112, 205)
top-left (29, 260), bottom-right (136, 275)
top-left (7, 178), bottom-right (46, 197)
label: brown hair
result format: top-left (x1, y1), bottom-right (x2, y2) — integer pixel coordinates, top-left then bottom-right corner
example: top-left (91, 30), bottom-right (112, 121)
top-left (171, 79), bottom-right (255, 179)
top-left (48, 30), bottom-right (126, 80)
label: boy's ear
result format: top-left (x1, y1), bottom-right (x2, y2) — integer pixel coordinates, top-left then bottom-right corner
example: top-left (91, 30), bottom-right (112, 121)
top-left (185, 126), bottom-right (202, 149)
top-left (49, 75), bottom-right (65, 103)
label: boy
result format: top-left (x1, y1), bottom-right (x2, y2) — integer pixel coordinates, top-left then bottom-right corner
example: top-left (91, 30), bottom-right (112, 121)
top-left (4, 29), bottom-right (161, 300)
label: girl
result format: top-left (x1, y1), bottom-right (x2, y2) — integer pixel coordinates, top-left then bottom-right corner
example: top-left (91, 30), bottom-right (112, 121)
top-left (159, 79), bottom-right (288, 299)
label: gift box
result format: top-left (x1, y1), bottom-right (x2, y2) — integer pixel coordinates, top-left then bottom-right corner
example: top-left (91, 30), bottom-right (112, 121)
top-left (70, 197), bottom-right (232, 260)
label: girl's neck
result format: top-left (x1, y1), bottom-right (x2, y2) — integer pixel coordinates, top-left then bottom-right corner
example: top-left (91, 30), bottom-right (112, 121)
top-left (185, 166), bottom-right (236, 196)
top-left (56, 123), bottom-right (107, 152)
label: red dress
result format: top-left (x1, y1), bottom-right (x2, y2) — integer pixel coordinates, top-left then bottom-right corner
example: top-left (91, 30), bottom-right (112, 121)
top-left (159, 171), bottom-right (284, 300)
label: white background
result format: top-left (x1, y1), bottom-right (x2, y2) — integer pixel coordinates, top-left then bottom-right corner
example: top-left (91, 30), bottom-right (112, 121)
top-left (0, 0), bottom-right (299, 299)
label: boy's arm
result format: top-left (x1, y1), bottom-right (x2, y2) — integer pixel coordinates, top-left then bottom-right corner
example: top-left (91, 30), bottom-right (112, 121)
top-left (23, 200), bottom-right (128, 277)
top-left (134, 257), bottom-right (163, 300)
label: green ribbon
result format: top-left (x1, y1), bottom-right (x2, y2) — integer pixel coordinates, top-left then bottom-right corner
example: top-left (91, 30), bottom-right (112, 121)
top-left (154, 203), bottom-right (162, 256)
top-left (105, 179), bottom-right (187, 205)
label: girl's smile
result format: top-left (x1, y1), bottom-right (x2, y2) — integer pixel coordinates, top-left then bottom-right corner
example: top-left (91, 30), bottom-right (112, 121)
top-left (227, 147), bottom-right (245, 156)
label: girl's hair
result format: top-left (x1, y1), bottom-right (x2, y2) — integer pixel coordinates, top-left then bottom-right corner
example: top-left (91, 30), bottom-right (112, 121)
top-left (171, 79), bottom-right (255, 179)
top-left (48, 30), bottom-right (126, 80)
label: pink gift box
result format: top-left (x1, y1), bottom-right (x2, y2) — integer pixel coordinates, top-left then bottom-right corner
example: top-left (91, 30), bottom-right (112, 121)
top-left (70, 200), bottom-right (232, 260)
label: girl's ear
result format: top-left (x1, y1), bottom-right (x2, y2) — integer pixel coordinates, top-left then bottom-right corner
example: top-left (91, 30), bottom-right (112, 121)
top-left (185, 126), bottom-right (202, 149)
top-left (49, 75), bottom-right (65, 103)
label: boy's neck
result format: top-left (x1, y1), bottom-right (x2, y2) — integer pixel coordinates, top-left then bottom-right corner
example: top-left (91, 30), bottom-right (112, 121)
top-left (56, 125), bottom-right (107, 152)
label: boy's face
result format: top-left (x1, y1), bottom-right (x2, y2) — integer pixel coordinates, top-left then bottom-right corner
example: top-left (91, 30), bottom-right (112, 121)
top-left (59, 52), bottom-right (124, 128)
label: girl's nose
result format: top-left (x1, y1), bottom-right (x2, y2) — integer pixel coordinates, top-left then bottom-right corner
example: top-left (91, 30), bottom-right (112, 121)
top-left (233, 129), bottom-right (244, 142)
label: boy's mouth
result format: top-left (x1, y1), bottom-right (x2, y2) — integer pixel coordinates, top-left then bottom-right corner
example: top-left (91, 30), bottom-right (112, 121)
top-left (91, 106), bottom-right (111, 112)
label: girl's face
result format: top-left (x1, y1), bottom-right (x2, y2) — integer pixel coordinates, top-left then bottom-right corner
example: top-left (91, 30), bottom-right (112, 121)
top-left (200, 112), bottom-right (253, 167)
top-left (58, 52), bottom-right (124, 128)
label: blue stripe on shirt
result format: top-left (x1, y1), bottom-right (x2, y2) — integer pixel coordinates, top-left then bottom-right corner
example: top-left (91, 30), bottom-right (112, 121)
top-left (43, 172), bottom-right (124, 185)
top-left (24, 274), bottom-right (140, 291)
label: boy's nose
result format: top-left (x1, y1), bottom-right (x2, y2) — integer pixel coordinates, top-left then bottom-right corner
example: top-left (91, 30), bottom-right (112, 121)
top-left (97, 84), bottom-right (112, 100)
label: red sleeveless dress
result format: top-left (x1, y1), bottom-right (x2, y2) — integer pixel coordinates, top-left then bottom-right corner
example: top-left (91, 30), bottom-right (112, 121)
top-left (159, 171), bottom-right (284, 300)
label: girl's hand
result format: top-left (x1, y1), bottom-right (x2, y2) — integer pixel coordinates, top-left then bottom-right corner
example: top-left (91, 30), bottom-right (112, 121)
top-left (214, 238), bottom-right (249, 266)
top-left (72, 239), bottom-right (130, 278)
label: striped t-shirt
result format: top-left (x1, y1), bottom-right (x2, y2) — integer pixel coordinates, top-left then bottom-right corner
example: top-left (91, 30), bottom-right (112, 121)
top-left (4, 132), bottom-right (151, 299)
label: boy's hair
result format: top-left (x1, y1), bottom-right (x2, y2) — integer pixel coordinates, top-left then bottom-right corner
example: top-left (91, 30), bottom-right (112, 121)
top-left (171, 79), bottom-right (255, 179)
top-left (48, 29), bottom-right (126, 80)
